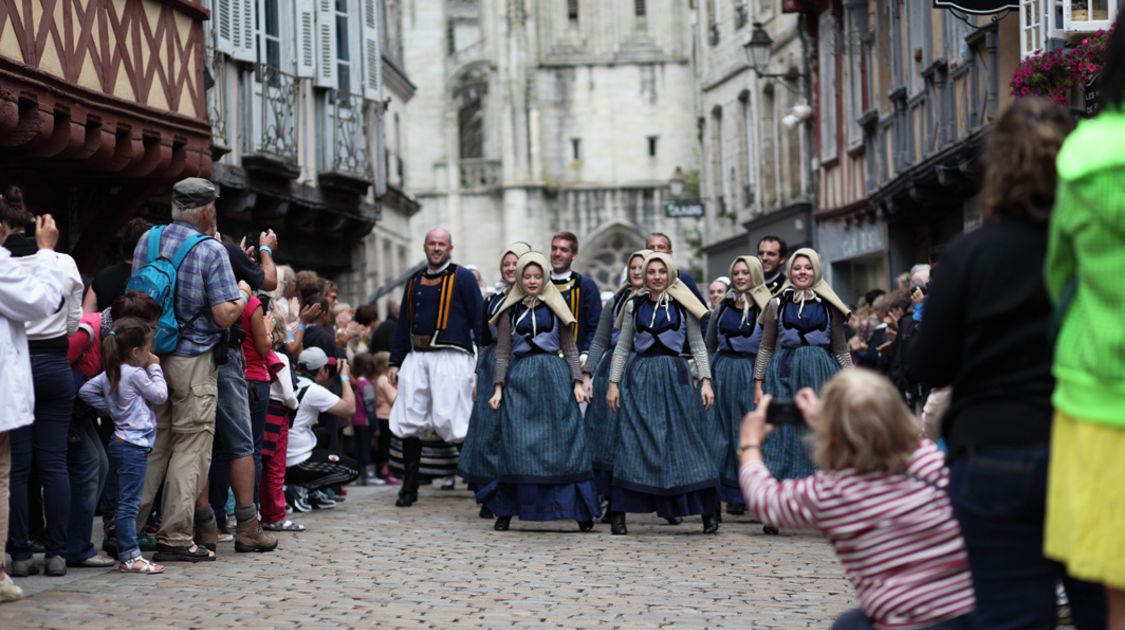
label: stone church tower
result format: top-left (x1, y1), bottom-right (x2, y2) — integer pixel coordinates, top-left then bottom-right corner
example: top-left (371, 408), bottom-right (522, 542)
top-left (402, 0), bottom-right (700, 289)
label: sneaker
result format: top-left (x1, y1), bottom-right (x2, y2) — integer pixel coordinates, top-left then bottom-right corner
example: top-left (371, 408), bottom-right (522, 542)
top-left (441, 477), bottom-right (456, 490)
top-left (67, 551), bottom-right (116, 568)
top-left (0, 574), bottom-right (24, 603)
top-left (234, 516), bottom-right (278, 553)
top-left (308, 490), bottom-right (337, 510)
top-left (286, 485), bottom-right (311, 513)
top-left (44, 555), bottom-right (67, 577)
top-left (217, 533), bottom-right (234, 544)
top-left (382, 474), bottom-right (403, 486)
top-left (9, 558), bottom-right (37, 578)
top-left (368, 475), bottom-right (386, 486)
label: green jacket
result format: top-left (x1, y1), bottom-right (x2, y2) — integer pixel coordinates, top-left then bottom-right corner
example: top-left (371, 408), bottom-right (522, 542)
top-left (1045, 107), bottom-right (1125, 427)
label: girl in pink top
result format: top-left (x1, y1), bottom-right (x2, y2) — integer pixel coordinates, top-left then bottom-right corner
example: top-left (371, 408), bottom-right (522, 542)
top-left (739, 369), bottom-right (975, 630)
top-left (372, 351), bottom-right (400, 484)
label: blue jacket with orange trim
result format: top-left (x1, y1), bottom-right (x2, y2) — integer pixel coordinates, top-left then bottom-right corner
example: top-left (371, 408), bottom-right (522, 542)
top-left (390, 263), bottom-right (484, 367)
top-left (551, 271), bottom-right (602, 354)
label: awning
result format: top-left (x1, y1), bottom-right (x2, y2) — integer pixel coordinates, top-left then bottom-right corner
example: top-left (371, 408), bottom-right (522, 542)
top-left (933, 0), bottom-right (1018, 14)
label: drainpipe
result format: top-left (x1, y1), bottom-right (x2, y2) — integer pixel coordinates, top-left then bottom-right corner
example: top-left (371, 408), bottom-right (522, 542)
top-left (797, 12), bottom-right (817, 244)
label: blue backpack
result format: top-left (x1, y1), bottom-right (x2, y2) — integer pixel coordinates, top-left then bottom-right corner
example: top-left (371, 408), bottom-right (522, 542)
top-left (125, 225), bottom-right (212, 354)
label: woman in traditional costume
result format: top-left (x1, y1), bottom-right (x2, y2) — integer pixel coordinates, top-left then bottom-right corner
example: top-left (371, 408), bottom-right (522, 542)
top-left (606, 252), bottom-right (719, 535)
top-left (483, 252), bottom-right (598, 532)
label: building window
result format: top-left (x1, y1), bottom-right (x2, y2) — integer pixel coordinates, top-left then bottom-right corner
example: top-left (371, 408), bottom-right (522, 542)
top-left (818, 12), bottom-right (838, 160)
top-left (1063, 0), bottom-right (1116, 32)
top-left (571, 138), bottom-right (582, 160)
top-left (335, 0), bottom-right (351, 95)
top-left (738, 92), bottom-right (755, 208)
top-left (647, 135), bottom-right (658, 157)
top-left (458, 83), bottom-right (485, 159)
top-left (568, 0), bottom-right (579, 22)
top-left (707, 0), bottom-right (720, 45)
top-left (635, 0), bottom-right (647, 17)
top-left (845, 3), bottom-right (865, 148)
top-left (260, 1), bottom-right (281, 69)
top-left (734, 0), bottom-right (749, 29)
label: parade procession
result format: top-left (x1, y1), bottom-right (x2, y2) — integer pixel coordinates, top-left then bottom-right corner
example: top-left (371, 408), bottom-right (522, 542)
top-left (1, 0), bottom-right (1124, 628)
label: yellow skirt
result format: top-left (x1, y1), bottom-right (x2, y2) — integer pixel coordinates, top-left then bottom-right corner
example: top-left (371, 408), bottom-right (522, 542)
top-left (1044, 410), bottom-right (1125, 590)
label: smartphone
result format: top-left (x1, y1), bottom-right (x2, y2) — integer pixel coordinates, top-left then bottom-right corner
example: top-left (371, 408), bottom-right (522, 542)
top-left (244, 230), bottom-right (261, 250)
top-left (766, 399), bottom-right (802, 425)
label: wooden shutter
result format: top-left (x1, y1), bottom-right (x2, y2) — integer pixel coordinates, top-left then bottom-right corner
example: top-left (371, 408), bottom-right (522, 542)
top-left (213, 0), bottom-right (234, 54)
top-left (295, 0), bottom-right (317, 77)
top-left (361, 0), bottom-right (383, 101)
top-left (315, 0), bottom-right (338, 88)
top-left (229, 0), bottom-right (257, 62)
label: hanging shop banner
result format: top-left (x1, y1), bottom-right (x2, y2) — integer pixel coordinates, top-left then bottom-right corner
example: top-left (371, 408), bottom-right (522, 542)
top-left (933, 0), bottom-right (1018, 14)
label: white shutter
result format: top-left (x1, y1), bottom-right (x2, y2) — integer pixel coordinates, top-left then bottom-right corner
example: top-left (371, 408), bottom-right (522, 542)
top-left (361, 0), bottom-right (383, 101)
top-left (230, 0), bottom-right (257, 62)
top-left (315, 0), bottom-right (338, 88)
top-left (213, 0), bottom-right (234, 54)
top-left (295, 0), bottom-right (317, 77)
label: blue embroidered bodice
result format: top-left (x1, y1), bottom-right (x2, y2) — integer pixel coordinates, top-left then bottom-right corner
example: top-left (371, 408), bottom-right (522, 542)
top-left (510, 303), bottom-right (561, 356)
top-left (777, 290), bottom-right (831, 349)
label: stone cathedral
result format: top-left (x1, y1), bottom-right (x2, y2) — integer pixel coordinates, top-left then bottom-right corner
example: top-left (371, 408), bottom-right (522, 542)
top-left (402, 0), bottom-right (702, 288)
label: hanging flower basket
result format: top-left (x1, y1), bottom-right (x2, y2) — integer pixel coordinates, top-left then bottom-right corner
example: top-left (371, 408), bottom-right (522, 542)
top-left (1010, 28), bottom-right (1113, 106)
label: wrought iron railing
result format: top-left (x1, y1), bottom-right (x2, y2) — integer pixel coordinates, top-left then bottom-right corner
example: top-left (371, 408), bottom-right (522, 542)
top-left (247, 63), bottom-right (299, 164)
top-left (459, 158), bottom-right (500, 189)
top-left (327, 90), bottom-right (370, 178)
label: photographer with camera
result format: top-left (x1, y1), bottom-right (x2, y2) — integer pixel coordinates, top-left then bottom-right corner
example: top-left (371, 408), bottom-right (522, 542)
top-left (738, 370), bottom-right (975, 630)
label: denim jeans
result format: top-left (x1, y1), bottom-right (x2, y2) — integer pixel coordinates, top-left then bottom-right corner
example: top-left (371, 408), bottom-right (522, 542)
top-left (209, 349), bottom-right (253, 529)
top-left (66, 387), bottom-right (109, 562)
top-left (832, 610), bottom-right (974, 630)
top-left (949, 443), bottom-right (1106, 630)
top-left (248, 379), bottom-right (269, 500)
top-left (7, 354), bottom-right (74, 560)
top-left (109, 440), bottom-right (149, 562)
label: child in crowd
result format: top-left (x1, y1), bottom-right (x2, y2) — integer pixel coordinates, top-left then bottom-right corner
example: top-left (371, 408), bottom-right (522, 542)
top-left (78, 318), bottom-right (168, 575)
top-left (260, 312), bottom-right (304, 530)
top-left (350, 353), bottom-right (381, 485)
top-left (372, 351), bottom-right (400, 485)
top-left (739, 369), bottom-right (975, 629)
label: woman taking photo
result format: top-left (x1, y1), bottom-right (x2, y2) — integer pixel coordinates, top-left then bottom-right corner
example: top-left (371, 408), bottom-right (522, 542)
top-left (739, 370), bottom-right (975, 630)
top-left (753, 248), bottom-right (852, 487)
top-left (908, 96), bottom-right (1106, 628)
top-left (606, 252), bottom-right (719, 535)
top-left (706, 255), bottom-right (772, 515)
top-left (582, 248), bottom-right (650, 505)
top-left (457, 241), bottom-right (532, 519)
top-left (483, 251), bottom-right (597, 532)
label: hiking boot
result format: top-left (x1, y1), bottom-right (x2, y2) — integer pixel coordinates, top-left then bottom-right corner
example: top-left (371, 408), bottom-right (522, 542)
top-left (234, 516), bottom-right (278, 553)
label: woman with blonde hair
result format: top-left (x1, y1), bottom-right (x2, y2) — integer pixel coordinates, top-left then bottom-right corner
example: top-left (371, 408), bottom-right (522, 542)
top-left (908, 95), bottom-right (1106, 627)
top-left (739, 369), bottom-right (975, 630)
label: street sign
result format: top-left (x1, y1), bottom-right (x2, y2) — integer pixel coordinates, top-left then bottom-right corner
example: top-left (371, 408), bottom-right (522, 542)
top-left (665, 200), bottom-right (704, 218)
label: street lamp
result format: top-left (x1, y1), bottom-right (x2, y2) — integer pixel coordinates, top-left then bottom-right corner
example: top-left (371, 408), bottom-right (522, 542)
top-left (669, 166), bottom-right (685, 198)
top-left (743, 22), bottom-right (773, 72)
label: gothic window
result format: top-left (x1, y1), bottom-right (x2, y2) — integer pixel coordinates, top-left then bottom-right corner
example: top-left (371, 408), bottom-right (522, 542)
top-left (647, 136), bottom-right (658, 157)
top-left (458, 86), bottom-right (484, 159)
top-left (581, 227), bottom-right (646, 290)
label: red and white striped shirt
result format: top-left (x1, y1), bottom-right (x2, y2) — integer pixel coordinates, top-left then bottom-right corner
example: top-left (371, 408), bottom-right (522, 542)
top-left (740, 439), bottom-right (975, 630)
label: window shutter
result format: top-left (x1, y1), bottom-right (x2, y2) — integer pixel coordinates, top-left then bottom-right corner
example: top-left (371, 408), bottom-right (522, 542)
top-left (213, 0), bottom-right (234, 54)
top-left (295, 0), bottom-right (316, 77)
top-left (230, 0), bottom-right (257, 62)
top-left (361, 0), bottom-right (383, 101)
top-left (315, 0), bottom-right (338, 88)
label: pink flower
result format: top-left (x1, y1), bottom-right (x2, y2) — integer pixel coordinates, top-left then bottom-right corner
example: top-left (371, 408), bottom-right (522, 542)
top-left (1021, 87), bottom-right (1030, 95)
top-left (1089, 64), bottom-right (1097, 72)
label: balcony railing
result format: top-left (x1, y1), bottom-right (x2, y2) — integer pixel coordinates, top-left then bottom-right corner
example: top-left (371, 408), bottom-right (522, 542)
top-left (459, 158), bottom-right (500, 190)
top-left (246, 63), bottom-right (298, 165)
top-left (326, 90), bottom-right (370, 179)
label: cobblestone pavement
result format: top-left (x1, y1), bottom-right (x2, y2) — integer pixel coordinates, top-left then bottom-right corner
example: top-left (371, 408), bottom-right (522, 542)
top-left (0, 485), bottom-right (853, 629)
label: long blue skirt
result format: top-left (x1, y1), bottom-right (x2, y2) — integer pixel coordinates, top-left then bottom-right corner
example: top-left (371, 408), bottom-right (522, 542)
top-left (710, 352), bottom-right (757, 506)
top-left (761, 345), bottom-right (840, 480)
top-left (477, 353), bottom-right (599, 522)
top-left (610, 354), bottom-right (721, 518)
top-left (457, 345), bottom-right (500, 487)
top-left (584, 346), bottom-right (632, 497)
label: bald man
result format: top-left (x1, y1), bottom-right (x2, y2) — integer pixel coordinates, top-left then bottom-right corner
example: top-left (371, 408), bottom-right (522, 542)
top-left (388, 228), bottom-right (484, 507)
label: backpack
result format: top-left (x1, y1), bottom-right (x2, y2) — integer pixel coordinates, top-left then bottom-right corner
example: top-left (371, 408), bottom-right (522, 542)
top-left (125, 225), bottom-right (212, 354)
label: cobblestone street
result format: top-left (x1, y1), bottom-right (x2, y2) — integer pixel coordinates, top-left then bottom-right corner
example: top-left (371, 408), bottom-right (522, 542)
top-left (1, 485), bottom-right (853, 629)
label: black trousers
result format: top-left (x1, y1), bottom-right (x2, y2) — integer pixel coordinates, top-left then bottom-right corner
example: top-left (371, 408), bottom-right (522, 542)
top-left (398, 437), bottom-right (422, 498)
top-left (285, 450), bottom-right (359, 491)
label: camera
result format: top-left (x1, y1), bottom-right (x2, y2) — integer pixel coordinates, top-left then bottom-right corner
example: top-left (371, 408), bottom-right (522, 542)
top-left (766, 399), bottom-right (803, 425)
